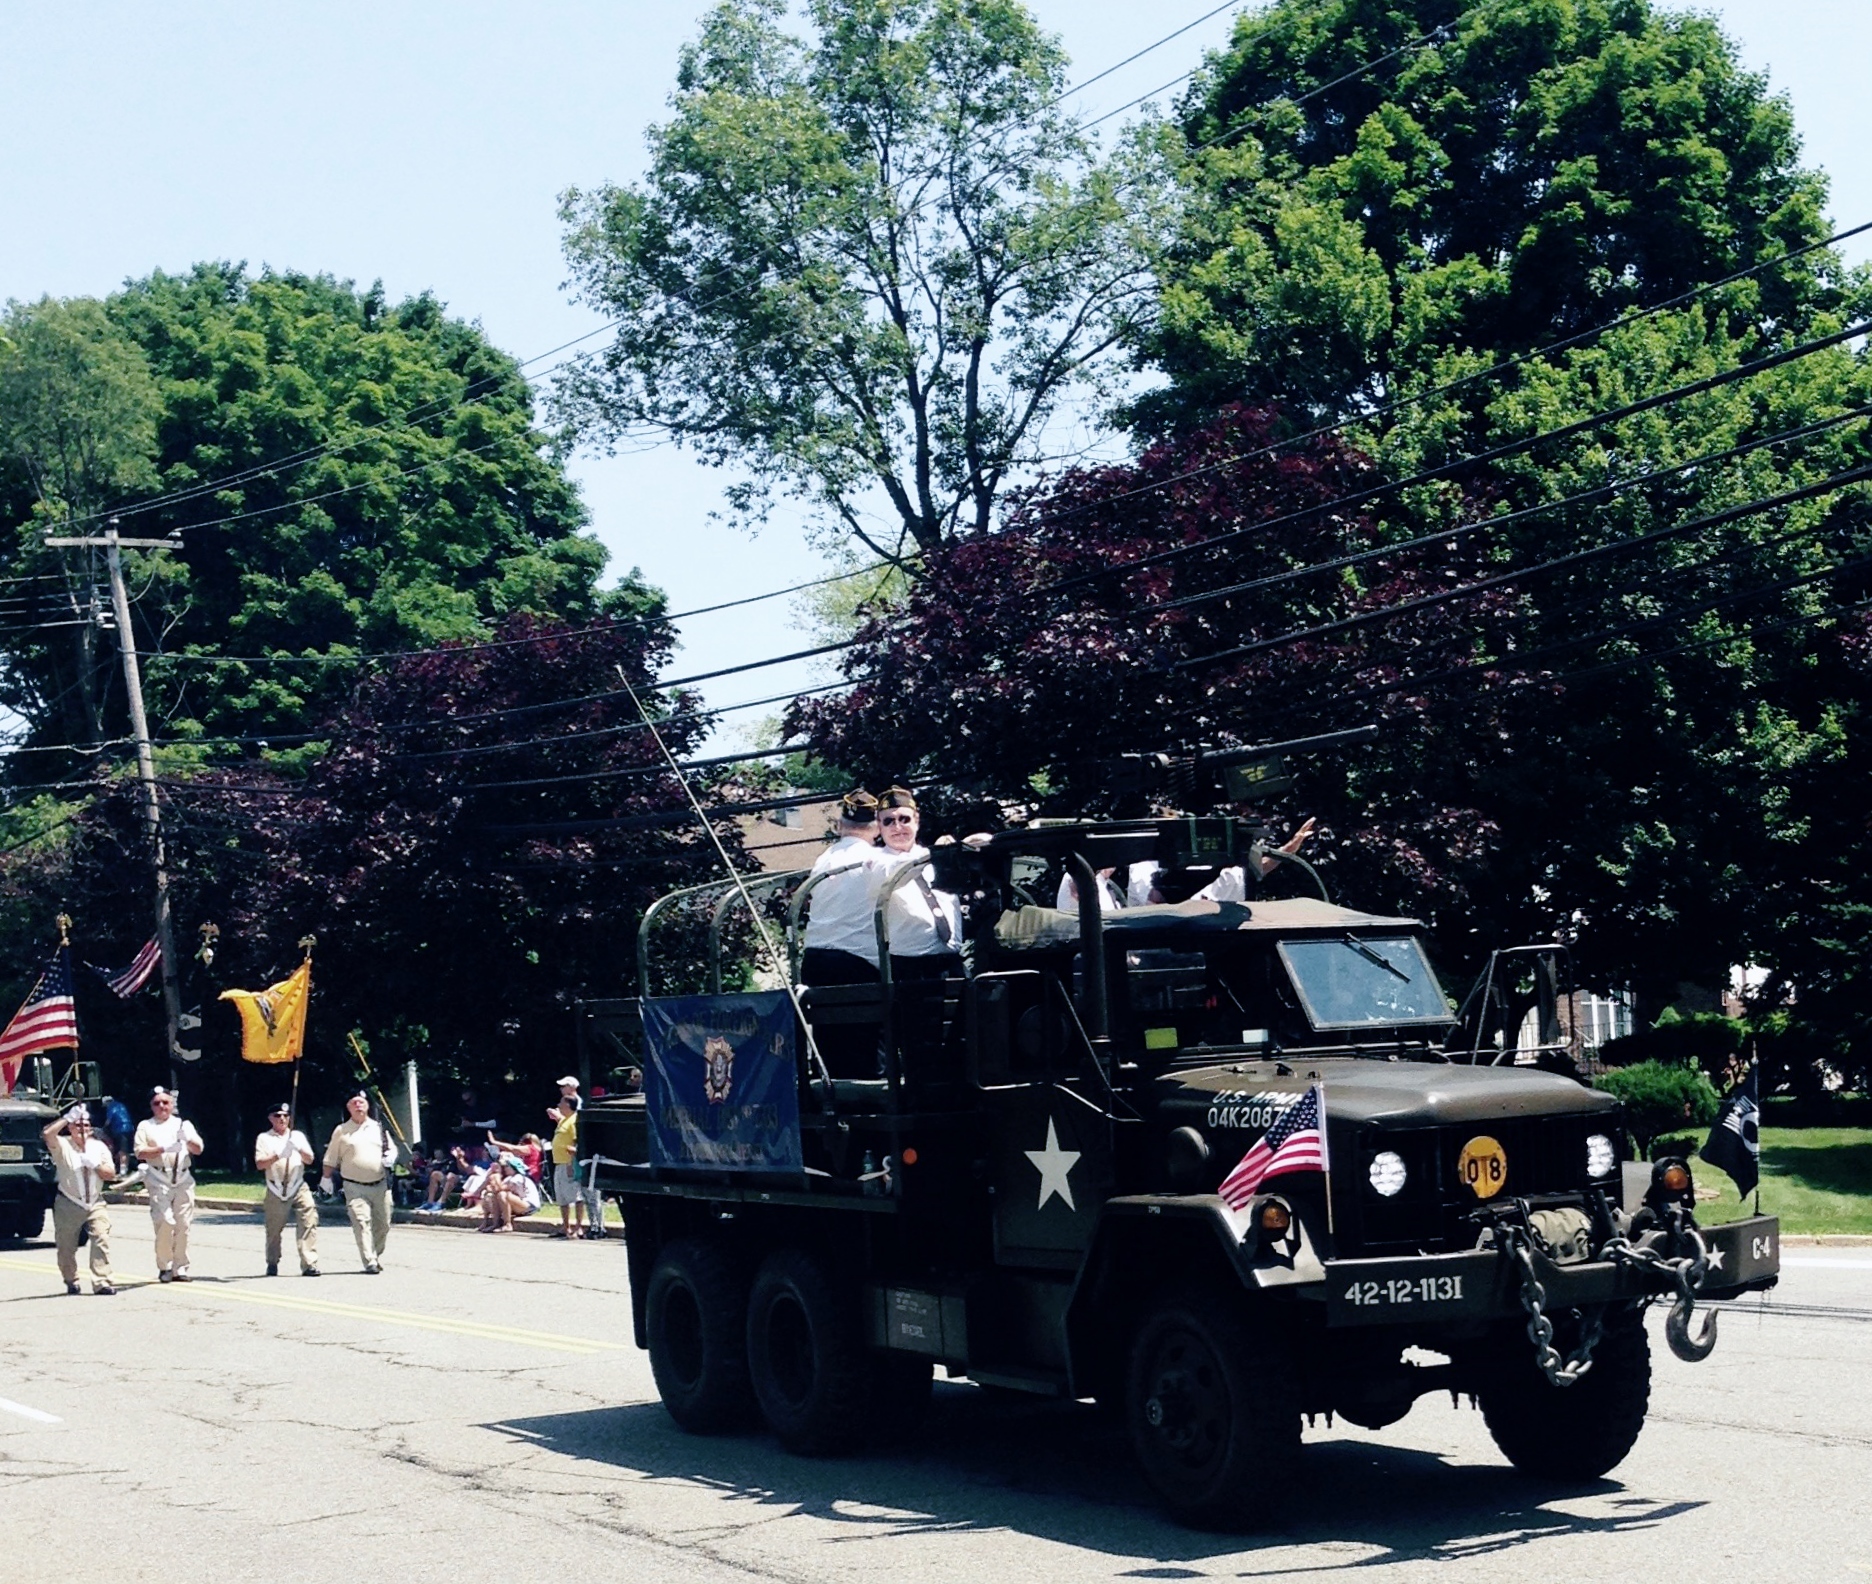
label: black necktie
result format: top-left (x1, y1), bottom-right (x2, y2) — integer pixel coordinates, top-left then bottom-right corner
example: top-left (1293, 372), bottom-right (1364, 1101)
top-left (914, 874), bottom-right (953, 945)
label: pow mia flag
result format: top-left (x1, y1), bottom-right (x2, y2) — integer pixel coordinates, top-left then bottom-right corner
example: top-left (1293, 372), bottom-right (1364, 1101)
top-left (1702, 1061), bottom-right (1761, 1198)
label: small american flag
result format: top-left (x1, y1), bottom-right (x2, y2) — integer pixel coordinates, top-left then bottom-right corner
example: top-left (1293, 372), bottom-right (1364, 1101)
top-left (1219, 1084), bottom-right (1327, 1208)
top-left (91, 936), bottom-right (162, 999)
top-left (0, 948), bottom-right (79, 1094)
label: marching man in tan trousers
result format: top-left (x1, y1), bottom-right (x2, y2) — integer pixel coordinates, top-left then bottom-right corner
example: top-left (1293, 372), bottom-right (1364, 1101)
top-left (321, 1091), bottom-right (396, 1273)
top-left (134, 1086), bottom-right (202, 1282)
top-left (41, 1104), bottom-right (115, 1296)
top-left (254, 1101), bottom-right (320, 1277)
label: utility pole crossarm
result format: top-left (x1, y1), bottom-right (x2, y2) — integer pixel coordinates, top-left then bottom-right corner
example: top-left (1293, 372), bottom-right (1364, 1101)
top-left (43, 536), bottom-right (181, 550)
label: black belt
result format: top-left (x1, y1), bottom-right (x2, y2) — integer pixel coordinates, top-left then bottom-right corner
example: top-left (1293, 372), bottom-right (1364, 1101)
top-left (341, 1175), bottom-right (385, 1186)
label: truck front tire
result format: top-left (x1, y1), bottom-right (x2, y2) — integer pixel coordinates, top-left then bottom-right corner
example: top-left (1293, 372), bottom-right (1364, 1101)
top-left (1126, 1289), bottom-right (1301, 1529)
top-left (0, 1204), bottom-right (45, 1242)
top-left (645, 1237), bottom-right (756, 1433)
top-left (1478, 1304), bottom-right (1651, 1480)
top-left (746, 1248), bottom-right (871, 1454)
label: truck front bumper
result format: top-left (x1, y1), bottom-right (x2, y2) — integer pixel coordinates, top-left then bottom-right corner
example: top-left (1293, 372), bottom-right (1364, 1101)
top-left (1324, 1214), bottom-right (1780, 1329)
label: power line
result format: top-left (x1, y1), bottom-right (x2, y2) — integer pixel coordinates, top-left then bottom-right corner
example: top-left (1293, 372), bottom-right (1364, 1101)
top-left (1158, 404), bottom-right (1872, 614)
top-left (59, 323), bottom-right (619, 535)
top-left (1054, 2), bottom-right (1238, 106)
top-left (1176, 459), bottom-right (1872, 673)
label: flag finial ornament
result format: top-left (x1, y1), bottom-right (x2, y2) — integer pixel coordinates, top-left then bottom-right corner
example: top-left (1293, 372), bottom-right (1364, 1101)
top-left (55, 914), bottom-right (70, 948)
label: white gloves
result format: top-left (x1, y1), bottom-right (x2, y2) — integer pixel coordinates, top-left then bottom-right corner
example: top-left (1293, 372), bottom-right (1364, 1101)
top-left (319, 1175), bottom-right (334, 1196)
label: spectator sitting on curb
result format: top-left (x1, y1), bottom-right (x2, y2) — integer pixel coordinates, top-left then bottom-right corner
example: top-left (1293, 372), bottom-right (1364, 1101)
top-left (486, 1130), bottom-right (544, 1184)
top-left (421, 1143), bottom-right (483, 1211)
top-left (458, 1151), bottom-right (493, 1214)
top-left (478, 1157), bottom-right (542, 1233)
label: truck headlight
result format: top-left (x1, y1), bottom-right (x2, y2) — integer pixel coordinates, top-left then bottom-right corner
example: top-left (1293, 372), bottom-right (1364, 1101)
top-left (1585, 1133), bottom-right (1617, 1179)
top-left (1368, 1150), bottom-right (1407, 1197)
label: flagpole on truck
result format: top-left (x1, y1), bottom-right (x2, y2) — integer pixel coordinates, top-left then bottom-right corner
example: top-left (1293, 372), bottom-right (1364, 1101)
top-left (44, 520), bottom-right (186, 1091)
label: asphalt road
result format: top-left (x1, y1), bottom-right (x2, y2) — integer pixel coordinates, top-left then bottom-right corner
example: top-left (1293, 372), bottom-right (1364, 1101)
top-left (1, 1206), bottom-right (1867, 1583)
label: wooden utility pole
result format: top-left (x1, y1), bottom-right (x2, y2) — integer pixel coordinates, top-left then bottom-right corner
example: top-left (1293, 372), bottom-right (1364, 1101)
top-left (44, 520), bottom-right (185, 1089)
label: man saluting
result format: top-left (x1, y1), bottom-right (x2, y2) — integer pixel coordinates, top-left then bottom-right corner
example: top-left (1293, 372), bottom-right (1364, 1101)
top-left (134, 1086), bottom-right (202, 1283)
top-left (255, 1102), bottom-right (320, 1277)
top-left (41, 1104), bottom-right (115, 1296)
top-left (321, 1091), bottom-right (397, 1273)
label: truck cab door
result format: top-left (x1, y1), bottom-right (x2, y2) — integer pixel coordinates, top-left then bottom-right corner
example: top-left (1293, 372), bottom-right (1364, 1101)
top-left (984, 1080), bottom-right (1115, 1268)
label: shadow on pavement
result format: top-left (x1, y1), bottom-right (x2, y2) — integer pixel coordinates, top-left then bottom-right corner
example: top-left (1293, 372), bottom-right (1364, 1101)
top-left (487, 1384), bottom-right (1705, 1564)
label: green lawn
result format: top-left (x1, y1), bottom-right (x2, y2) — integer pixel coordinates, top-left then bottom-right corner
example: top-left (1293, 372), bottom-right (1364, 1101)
top-left (191, 1171), bottom-right (265, 1202)
top-left (1694, 1127), bottom-right (1872, 1235)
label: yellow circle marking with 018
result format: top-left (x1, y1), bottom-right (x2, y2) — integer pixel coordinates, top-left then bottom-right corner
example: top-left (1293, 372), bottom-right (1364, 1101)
top-left (1457, 1134), bottom-right (1509, 1199)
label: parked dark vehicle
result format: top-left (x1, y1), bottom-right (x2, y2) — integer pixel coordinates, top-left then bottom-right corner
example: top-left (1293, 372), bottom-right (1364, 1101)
top-left (585, 817), bottom-right (1778, 1527)
top-left (0, 1057), bottom-right (105, 1241)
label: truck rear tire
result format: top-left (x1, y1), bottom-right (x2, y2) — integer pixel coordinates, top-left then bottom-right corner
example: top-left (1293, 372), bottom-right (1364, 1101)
top-left (1126, 1289), bottom-right (1301, 1529)
top-left (1479, 1304), bottom-right (1651, 1480)
top-left (645, 1237), bottom-right (756, 1433)
top-left (746, 1248), bottom-right (871, 1454)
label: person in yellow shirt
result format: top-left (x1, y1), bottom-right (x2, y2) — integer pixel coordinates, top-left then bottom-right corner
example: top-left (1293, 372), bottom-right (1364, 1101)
top-left (547, 1092), bottom-right (585, 1239)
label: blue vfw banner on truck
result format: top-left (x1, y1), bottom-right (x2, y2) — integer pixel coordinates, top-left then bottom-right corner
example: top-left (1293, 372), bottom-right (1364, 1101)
top-left (641, 992), bottom-right (802, 1173)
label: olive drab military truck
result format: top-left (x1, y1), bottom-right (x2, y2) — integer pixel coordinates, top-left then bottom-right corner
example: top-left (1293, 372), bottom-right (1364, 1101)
top-left (0, 1057), bottom-right (105, 1241)
top-left (584, 816), bottom-right (1779, 1528)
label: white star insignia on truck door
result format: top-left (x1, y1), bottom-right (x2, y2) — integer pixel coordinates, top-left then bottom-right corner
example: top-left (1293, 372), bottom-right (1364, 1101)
top-left (1025, 1118), bottom-right (1080, 1211)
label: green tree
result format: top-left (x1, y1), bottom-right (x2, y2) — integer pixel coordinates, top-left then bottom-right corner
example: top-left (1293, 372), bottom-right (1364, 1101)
top-left (0, 296), bottom-right (163, 746)
top-left (1139, 0), bottom-right (1842, 425)
top-left (554, 0), bottom-right (1161, 560)
top-left (0, 265), bottom-right (617, 765)
top-left (1111, 0), bottom-right (1872, 1022)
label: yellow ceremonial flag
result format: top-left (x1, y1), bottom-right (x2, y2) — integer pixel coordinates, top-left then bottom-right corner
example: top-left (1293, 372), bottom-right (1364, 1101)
top-left (219, 957), bottom-right (311, 1064)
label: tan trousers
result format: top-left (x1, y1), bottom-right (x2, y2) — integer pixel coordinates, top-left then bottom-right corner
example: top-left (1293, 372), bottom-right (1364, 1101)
top-left (264, 1185), bottom-right (320, 1271)
top-left (147, 1176), bottom-right (194, 1277)
top-left (53, 1195), bottom-right (111, 1288)
top-left (341, 1177), bottom-right (390, 1268)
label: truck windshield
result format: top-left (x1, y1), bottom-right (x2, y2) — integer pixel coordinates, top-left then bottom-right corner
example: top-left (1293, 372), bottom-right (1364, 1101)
top-left (1276, 935), bottom-right (1451, 1030)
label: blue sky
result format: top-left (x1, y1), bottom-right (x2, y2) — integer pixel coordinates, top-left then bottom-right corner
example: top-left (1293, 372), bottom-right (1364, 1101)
top-left (2, 1), bottom-right (1864, 747)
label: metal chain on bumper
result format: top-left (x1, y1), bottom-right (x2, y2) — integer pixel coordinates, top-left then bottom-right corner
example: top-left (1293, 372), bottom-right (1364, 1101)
top-left (1600, 1210), bottom-right (1718, 1363)
top-left (1503, 1226), bottom-right (1605, 1387)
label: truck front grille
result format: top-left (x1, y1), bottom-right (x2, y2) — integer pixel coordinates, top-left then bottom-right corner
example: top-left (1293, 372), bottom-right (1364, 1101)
top-left (1349, 1116), bottom-right (1602, 1253)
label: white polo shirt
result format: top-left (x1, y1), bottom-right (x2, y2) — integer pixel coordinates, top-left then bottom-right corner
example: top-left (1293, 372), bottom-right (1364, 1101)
top-left (134, 1114), bottom-right (200, 1183)
top-left (804, 835), bottom-right (902, 962)
top-left (885, 860), bottom-right (963, 958)
top-left (50, 1135), bottom-right (112, 1209)
top-left (1126, 863), bottom-right (1247, 905)
top-left (255, 1128), bottom-right (313, 1200)
top-left (1055, 872), bottom-right (1127, 912)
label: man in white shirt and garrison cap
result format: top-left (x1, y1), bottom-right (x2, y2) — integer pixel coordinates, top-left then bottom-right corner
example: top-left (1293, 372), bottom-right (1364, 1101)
top-left (41, 1104), bottom-right (115, 1295)
top-left (134, 1086), bottom-right (202, 1282)
top-left (255, 1101), bottom-right (320, 1276)
top-left (321, 1091), bottom-right (397, 1273)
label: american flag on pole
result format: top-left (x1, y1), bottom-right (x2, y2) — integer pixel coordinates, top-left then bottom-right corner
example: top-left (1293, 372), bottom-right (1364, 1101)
top-left (0, 948), bottom-right (79, 1095)
top-left (89, 936), bottom-right (162, 999)
top-left (1218, 1084), bottom-right (1327, 1208)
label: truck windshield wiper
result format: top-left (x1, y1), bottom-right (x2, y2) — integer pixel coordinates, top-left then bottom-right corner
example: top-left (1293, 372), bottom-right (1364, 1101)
top-left (1342, 933), bottom-right (1409, 981)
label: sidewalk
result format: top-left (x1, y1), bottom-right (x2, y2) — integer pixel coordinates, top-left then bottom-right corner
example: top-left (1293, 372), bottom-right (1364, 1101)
top-left (102, 1188), bottom-right (616, 1239)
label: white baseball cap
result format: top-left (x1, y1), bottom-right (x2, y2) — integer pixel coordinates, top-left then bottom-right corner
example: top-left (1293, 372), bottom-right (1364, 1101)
top-left (556, 1075), bottom-right (579, 1089)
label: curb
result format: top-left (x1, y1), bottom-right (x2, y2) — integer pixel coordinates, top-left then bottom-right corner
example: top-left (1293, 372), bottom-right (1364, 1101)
top-left (95, 1192), bottom-right (1867, 1247)
top-left (101, 1190), bottom-right (614, 1240)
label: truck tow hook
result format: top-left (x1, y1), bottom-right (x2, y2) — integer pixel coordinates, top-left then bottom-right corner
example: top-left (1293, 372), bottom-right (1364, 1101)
top-left (1664, 1226), bottom-right (1718, 1363)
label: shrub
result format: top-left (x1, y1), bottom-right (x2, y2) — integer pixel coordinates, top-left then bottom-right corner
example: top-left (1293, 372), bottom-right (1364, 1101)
top-left (1593, 1060), bottom-right (1721, 1159)
top-left (1598, 1010), bottom-right (1743, 1077)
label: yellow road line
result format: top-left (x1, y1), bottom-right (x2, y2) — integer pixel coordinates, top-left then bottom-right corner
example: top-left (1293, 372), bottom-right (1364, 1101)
top-left (0, 1254), bottom-right (624, 1355)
